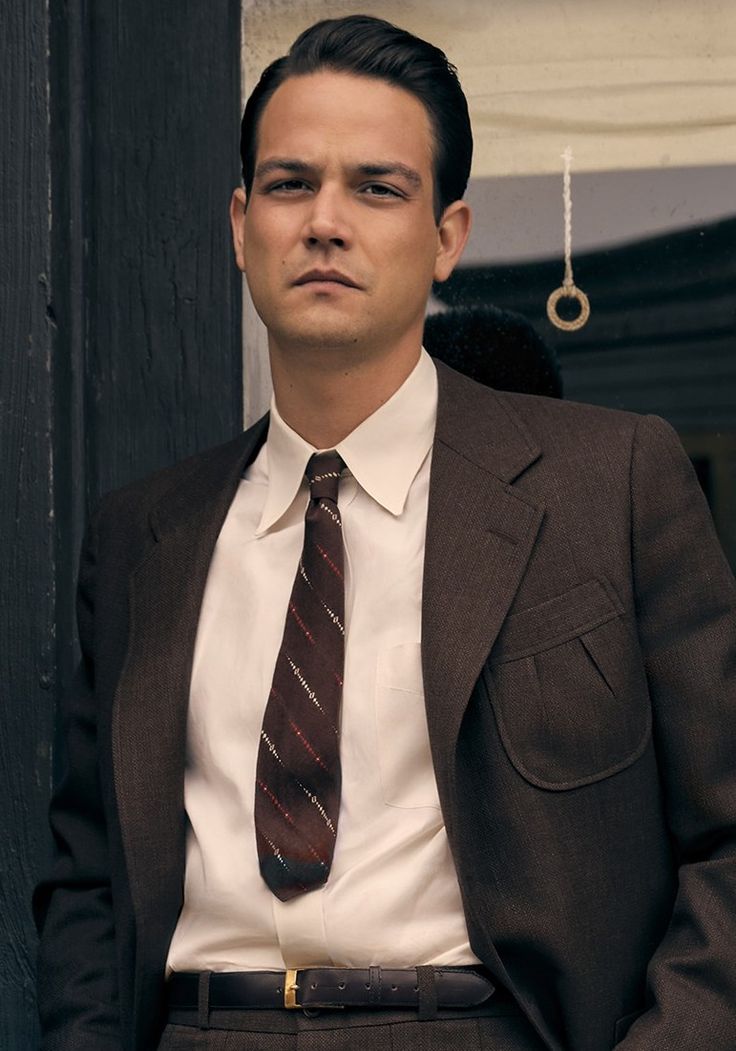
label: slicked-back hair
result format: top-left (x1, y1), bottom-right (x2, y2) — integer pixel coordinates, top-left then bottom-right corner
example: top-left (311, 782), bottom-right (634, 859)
top-left (240, 15), bottom-right (473, 224)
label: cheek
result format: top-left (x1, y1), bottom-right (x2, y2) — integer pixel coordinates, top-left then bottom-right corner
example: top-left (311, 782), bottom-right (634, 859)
top-left (388, 215), bottom-right (437, 259)
top-left (244, 211), bottom-right (294, 265)
top-left (384, 230), bottom-right (438, 289)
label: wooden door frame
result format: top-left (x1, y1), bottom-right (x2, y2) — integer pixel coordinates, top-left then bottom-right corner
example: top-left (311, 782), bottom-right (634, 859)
top-left (0, 1), bottom-right (243, 1045)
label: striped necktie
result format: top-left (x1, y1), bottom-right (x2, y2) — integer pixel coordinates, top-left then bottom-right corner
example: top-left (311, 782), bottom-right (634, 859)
top-left (254, 450), bottom-right (345, 900)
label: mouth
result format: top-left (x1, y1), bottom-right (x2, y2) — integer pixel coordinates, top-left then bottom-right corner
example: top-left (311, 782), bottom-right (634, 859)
top-left (293, 270), bottom-right (361, 289)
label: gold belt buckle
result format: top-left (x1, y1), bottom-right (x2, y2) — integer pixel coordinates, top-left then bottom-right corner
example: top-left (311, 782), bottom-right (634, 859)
top-left (284, 968), bottom-right (301, 1009)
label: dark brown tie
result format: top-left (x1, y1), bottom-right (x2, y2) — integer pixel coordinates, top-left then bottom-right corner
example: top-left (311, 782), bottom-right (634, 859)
top-left (255, 450), bottom-right (345, 900)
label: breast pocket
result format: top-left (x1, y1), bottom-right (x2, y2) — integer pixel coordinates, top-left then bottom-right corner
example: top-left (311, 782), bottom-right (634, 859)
top-left (374, 642), bottom-right (441, 809)
top-left (484, 579), bottom-right (651, 790)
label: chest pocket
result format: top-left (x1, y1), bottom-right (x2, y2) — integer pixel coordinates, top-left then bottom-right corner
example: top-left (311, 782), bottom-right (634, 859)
top-left (483, 578), bottom-right (651, 790)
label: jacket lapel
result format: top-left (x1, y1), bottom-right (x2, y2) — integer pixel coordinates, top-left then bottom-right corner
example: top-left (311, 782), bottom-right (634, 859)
top-left (111, 416), bottom-right (269, 1009)
top-left (423, 364), bottom-right (558, 1049)
top-left (423, 362), bottom-right (544, 791)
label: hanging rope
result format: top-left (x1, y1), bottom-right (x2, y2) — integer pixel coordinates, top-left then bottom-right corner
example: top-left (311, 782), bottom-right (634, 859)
top-left (547, 145), bottom-right (590, 331)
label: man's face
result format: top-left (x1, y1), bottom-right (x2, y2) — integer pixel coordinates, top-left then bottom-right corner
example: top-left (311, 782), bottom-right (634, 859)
top-left (231, 70), bottom-right (469, 363)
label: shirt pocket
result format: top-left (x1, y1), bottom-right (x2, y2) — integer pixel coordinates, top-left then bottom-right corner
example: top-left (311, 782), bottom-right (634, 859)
top-left (374, 642), bottom-right (441, 809)
top-left (483, 578), bottom-right (651, 790)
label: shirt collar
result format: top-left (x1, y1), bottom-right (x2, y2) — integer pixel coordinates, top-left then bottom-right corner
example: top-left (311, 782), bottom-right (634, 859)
top-left (256, 348), bottom-right (437, 535)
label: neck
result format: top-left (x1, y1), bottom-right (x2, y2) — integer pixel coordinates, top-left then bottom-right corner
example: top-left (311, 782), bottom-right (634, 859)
top-left (269, 340), bottom-right (422, 449)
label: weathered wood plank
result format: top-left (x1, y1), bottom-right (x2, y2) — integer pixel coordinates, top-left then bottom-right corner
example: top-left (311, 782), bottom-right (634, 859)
top-left (1, 1), bottom-right (243, 1046)
top-left (86, 0), bottom-right (243, 503)
top-left (0, 1), bottom-right (54, 1046)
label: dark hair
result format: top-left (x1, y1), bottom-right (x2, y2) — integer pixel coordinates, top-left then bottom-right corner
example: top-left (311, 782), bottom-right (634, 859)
top-left (240, 15), bottom-right (473, 223)
top-left (423, 305), bottom-right (563, 398)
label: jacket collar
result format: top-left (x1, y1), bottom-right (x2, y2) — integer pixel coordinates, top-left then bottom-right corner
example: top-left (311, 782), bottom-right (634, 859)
top-left (433, 357), bottom-right (541, 482)
top-left (148, 414), bottom-right (269, 542)
top-left (146, 357), bottom-right (541, 542)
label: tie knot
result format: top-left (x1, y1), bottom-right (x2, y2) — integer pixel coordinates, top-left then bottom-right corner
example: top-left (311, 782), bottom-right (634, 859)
top-left (306, 451), bottom-right (344, 502)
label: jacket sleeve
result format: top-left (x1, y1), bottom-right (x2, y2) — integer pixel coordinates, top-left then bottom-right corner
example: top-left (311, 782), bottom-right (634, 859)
top-left (617, 414), bottom-right (736, 1049)
top-left (33, 506), bottom-right (123, 1051)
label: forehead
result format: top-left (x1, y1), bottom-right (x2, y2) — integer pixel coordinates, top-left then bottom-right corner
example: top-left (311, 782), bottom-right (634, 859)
top-left (256, 70), bottom-right (434, 173)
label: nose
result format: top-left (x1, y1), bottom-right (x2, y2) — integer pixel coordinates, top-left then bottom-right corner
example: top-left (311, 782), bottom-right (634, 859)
top-left (302, 187), bottom-right (352, 251)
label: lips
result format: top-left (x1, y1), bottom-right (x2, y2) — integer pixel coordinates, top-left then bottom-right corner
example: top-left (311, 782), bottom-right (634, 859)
top-left (293, 269), bottom-right (360, 289)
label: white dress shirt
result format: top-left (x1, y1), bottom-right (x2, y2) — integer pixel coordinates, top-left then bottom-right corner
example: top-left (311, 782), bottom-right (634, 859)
top-left (166, 349), bottom-right (480, 973)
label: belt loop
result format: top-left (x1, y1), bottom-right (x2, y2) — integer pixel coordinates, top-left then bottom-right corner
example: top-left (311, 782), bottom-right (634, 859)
top-left (368, 965), bottom-right (381, 1005)
top-left (197, 970), bottom-right (212, 1029)
top-left (415, 966), bottom-right (438, 1021)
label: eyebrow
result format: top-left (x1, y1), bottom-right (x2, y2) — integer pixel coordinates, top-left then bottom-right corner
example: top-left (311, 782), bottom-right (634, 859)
top-left (356, 163), bottom-right (422, 190)
top-left (254, 158), bottom-right (311, 181)
top-left (254, 157), bottom-right (423, 190)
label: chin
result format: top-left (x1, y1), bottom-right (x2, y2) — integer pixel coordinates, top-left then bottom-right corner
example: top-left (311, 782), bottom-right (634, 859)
top-left (278, 321), bottom-right (371, 354)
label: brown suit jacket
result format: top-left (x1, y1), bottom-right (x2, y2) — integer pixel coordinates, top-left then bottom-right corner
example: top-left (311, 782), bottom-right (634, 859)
top-left (34, 361), bottom-right (736, 1051)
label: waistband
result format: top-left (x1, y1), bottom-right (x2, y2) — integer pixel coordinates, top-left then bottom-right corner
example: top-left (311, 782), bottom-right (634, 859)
top-left (167, 965), bottom-right (512, 1015)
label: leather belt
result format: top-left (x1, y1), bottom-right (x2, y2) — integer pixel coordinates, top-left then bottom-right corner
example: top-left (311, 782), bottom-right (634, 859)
top-left (167, 966), bottom-right (500, 1012)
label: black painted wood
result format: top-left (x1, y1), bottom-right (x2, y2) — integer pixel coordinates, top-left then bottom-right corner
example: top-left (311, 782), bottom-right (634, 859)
top-left (0, 3), bottom-right (56, 1047)
top-left (46, 0), bottom-right (96, 817)
top-left (86, 0), bottom-right (243, 501)
top-left (1, 0), bottom-right (243, 1045)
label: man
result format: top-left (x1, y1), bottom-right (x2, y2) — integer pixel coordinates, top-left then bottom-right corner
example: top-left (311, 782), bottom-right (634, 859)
top-left (34, 15), bottom-right (736, 1051)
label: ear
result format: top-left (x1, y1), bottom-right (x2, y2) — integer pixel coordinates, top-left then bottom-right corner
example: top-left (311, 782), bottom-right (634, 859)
top-left (229, 187), bottom-right (247, 272)
top-left (433, 200), bottom-right (472, 283)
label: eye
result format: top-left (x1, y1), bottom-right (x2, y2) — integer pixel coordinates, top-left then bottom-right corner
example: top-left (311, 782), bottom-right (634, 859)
top-left (268, 179), bottom-right (311, 193)
top-left (362, 183), bottom-right (402, 199)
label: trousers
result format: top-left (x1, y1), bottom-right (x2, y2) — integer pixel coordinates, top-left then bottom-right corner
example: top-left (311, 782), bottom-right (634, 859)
top-left (157, 1006), bottom-right (547, 1050)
